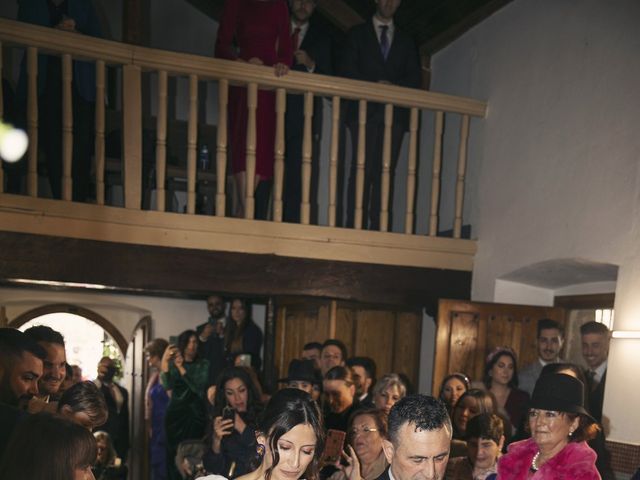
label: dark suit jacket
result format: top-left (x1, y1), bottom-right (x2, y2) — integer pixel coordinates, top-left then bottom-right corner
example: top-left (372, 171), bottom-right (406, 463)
top-left (97, 381), bottom-right (130, 461)
top-left (339, 19), bottom-right (421, 128)
top-left (196, 320), bottom-right (226, 386)
top-left (286, 17), bottom-right (334, 139)
top-left (17, 0), bottom-right (103, 102)
top-left (0, 403), bottom-right (27, 460)
top-left (587, 369), bottom-right (606, 423)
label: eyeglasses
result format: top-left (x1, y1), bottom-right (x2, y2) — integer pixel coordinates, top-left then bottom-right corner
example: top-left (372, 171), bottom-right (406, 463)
top-left (349, 426), bottom-right (379, 437)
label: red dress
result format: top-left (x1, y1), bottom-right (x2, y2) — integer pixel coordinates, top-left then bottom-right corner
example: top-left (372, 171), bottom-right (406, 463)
top-left (215, 0), bottom-right (292, 180)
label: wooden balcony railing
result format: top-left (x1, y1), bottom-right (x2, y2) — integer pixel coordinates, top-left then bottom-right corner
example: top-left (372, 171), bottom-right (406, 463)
top-left (0, 18), bottom-right (485, 270)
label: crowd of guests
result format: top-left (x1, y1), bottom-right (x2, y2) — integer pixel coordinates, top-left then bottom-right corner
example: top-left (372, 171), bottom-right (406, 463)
top-left (0, 289), bottom-right (631, 480)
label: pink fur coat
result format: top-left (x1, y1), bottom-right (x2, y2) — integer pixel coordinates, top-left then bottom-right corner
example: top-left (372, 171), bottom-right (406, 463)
top-left (497, 438), bottom-right (601, 480)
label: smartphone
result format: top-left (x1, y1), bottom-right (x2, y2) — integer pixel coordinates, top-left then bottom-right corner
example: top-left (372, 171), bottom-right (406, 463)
top-left (169, 335), bottom-right (178, 345)
top-left (236, 354), bottom-right (251, 367)
top-left (222, 406), bottom-right (235, 426)
top-left (320, 429), bottom-right (346, 465)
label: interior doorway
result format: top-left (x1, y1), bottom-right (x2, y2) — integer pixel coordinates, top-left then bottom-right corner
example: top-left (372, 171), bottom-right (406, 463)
top-left (13, 304), bottom-right (127, 381)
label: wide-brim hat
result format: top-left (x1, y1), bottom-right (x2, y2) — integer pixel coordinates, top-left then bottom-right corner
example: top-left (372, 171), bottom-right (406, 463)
top-left (278, 359), bottom-right (321, 385)
top-left (530, 373), bottom-right (593, 419)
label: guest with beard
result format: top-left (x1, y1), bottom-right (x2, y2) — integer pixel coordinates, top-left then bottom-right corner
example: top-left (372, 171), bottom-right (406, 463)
top-left (24, 325), bottom-right (67, 403)
top-left (95, 356), bottom-right (130, 462)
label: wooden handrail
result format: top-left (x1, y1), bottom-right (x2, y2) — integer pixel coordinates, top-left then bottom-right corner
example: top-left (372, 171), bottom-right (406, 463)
top-left (0, 18), bottom-right (486, 118)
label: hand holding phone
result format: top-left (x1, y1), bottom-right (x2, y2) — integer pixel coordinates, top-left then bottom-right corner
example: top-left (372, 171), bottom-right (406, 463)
top-left (320, 429), bottom-right (346, 465)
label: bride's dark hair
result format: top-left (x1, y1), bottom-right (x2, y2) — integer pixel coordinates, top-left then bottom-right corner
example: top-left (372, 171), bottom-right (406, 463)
top-left (258, 388), bottom-right (325, 480)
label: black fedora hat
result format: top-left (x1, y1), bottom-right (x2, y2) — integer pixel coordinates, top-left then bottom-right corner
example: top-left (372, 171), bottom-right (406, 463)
top-left (531, 373), bottom-right (593, 418)
top-left (278, 359), bottom-right (320, 385)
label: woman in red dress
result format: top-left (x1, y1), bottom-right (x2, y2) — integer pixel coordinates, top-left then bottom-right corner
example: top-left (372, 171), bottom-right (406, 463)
top-left (215, 0), bottom-right (292, 218)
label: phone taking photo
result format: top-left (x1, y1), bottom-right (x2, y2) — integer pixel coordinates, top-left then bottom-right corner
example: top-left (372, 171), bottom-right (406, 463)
top-left (222, 406), bottom-right (235, 426)
top-left (320, 429), bottom-right (346, 465)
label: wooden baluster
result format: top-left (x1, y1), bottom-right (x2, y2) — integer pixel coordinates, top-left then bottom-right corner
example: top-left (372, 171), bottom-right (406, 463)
top-left (216, 79), bottom-right (228, 216)
top-left (61, 54), bottom-right (73, 201)
top-left (328, 96), bottom-right (340, 227)
top-left (354, 100), bottom-right (367, 230)
top-left (244, 82), bottom-right (258, 219)
top-left (0, 42), bottom-right (3, 193)
top-left (273, 88), bottom-right (286, 222)
top-left (379, 103), bottom-right (393, 232)
top-left (404, 108), bottom-right (419, 234)
top-left (300, 92), bottom-right (314, 225)
top-left (187, 74), bottom-right (198, 214)
top-left (95, 60), bottom-right (106, 205)
top-left (454, 114), bottom-right (470, 239)
top-left (155, 70), bottom-right (168, 211)
top-left (27, 47), bottom-right (38, 197)
top-left (122, 64), bottom-right (142, 209)
top-left (429, 111), bottom-right (444, 236)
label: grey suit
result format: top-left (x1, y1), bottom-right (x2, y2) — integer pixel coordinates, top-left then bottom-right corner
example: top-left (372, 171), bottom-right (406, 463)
top-left (519, 359), bottom-right (545, 395)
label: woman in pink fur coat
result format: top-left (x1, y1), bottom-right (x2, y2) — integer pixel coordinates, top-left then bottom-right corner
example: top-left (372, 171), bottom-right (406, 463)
top-left (497, 373), bottom-right (601, 480)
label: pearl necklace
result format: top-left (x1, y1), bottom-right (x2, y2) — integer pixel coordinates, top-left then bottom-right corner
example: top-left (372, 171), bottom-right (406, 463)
top-left (530, 451), bottom-right (541, 472)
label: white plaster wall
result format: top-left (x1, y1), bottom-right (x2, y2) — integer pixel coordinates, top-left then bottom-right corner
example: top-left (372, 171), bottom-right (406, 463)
top-left (431, 0), bottom-right (640, 443)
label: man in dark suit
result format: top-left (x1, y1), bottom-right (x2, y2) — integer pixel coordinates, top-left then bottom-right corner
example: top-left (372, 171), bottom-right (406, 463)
top-left (340, 0), bottom-right (421, 231)
top-left (380, 395), bottom-right (451, 480)
top-left (284, 0), bottom-right (334, 223)
top-left (196, 294), bottom-right (227, 386)
top-left (94, 356), bottom-right (130, 462)
top-left (581, 321), bottom-right (610, 423)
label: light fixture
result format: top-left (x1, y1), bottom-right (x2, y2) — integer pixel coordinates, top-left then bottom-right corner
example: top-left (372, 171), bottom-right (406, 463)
top-left (0, 120), bottom-right (28, 163)
top-left (611, 331), bottom-right (640, 339)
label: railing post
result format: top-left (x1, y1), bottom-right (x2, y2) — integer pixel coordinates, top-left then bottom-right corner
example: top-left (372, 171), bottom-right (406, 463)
top-left (354, 100), bottom-right (367, 230)
top-left (155, 70), bottom-right (168, 211)
top-left (454, 114), bottom-right (470, 239)
top-left (187, 74), bottom-right (198, 215)
top-left (429, 111), bottom-right (444, 236)
top-left (61, 53), bottom-right (73, 201)
top-left (273, 88), bottom-right (286, 222)
top-left (244, 82), bottom-right (258, 220)
top-left (95, 60), bottom-right (106, 205)
top-left (380, 103), bottom-right (393, 232)
top-left (404, 107), bottom-right (419, 234)
top-left (27, 47), bottom-right (38, 197)
top-left (328, 96), bottom-right (340, 227)
top-left (122, 64), bottom-right (142, 210)
top-left (300, 92), bottom-right (314, 225)
top-left (216, 79), bottom-right (229, 216)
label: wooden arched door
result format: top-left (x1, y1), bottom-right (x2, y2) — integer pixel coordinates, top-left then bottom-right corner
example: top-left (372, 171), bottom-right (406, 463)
top-left (124, 315), bottom-right (152, 480)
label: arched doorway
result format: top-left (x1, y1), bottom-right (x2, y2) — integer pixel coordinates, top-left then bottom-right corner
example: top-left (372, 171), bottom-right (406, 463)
top-left (11, 304), bottom-right (127, 381)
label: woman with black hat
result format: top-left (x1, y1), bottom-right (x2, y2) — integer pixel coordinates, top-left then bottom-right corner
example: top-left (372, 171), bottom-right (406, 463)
top-left (497, 373), bottom-right (601, 479)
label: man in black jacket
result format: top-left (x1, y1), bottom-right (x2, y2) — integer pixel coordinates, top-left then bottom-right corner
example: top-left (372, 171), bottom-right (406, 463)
top-left (284, 0), bottom-right (334, 223)
top-left (340, 0), bottom-right (421, 231)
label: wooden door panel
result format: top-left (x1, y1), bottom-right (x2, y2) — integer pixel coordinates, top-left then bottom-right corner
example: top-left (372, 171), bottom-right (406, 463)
top-left (335, 306), bottom-right (356, 353)
top-left (393, 312), bottom-right (422, 389)
top-left (433, 299), bottom-right (565, 393)
top-left (354, 310), bottom-right (395, 375)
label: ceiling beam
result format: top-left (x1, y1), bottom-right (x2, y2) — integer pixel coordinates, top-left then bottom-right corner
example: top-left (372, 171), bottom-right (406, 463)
top-left (314, 0), bottom-right (364, 31)
top-left (420, 0), bottom-right (514, 54)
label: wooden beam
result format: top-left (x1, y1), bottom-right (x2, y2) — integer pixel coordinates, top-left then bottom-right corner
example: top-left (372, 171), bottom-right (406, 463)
top-left (0, 232), bottom-right (472, 309)
top-left (554, 294), bottom-right (615, 310)
top-left (315, 0), bottom-right (364, 31)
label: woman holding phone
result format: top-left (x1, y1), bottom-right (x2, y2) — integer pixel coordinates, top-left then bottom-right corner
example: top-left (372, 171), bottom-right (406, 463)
top-left (204, 366), bottom-right (264, 477)
top-left (161, 330), bottom-right (209, 480)
top-left (199, 388), bottom-right (325, 480)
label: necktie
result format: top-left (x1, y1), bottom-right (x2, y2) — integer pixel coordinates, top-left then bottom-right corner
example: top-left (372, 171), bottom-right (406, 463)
top-left (587, 370), bottom-right (598, 391)
top-left (380, 25), bottom-right (390, 60)
top-left (292, 27), bottom-right (301, 51)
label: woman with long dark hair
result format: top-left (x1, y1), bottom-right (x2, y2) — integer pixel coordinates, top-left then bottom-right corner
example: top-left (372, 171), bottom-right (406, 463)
top-left (204, 366), bottom-right (264, 477)
top-left (0, 412), bottom-right (97, 480)
top-left (483, 347), bottom-right (529, 437)
top-left (200, 388), bottom-right (324, 480)
top-left (225, 298), bottom-right (264, 370)
top-left (161, 329), bottom-right (209, 480)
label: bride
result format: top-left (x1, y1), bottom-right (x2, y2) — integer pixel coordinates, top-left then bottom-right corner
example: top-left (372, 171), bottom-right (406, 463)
top-left (198, 388), bottom-right (325, 480)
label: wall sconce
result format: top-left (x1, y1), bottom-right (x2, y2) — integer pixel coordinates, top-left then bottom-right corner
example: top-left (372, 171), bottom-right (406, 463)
top-left (611, 331), bottom-right (640, 339)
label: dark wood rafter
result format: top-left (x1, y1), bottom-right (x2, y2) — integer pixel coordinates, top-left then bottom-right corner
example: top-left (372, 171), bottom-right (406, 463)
top-left (0, 231), bottom-right (471, 310)
top-left (554, 293), bottom-right (615, 310)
